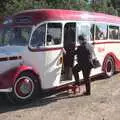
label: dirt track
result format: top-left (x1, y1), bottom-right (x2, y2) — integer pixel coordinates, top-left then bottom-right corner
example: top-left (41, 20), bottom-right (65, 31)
top-left (0, 73), bottom-right (120, 120)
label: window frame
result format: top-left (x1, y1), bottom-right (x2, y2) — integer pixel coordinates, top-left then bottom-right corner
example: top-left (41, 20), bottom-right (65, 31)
top-left (29, 21), bottom-right (63, 50)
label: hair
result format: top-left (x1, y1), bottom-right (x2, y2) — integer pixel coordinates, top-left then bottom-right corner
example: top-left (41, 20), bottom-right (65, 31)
top-left (79, 34), bottom-right (87, 40)
top-left (78, 34), bottom-right (87, 44)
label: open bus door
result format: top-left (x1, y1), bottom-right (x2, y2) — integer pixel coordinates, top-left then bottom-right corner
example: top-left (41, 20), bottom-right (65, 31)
top-left (62, 23), bottom-right (76, 82)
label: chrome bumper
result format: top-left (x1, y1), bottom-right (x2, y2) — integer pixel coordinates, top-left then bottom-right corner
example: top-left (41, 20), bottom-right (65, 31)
top-left (0, 88), bottom-right (12, 92)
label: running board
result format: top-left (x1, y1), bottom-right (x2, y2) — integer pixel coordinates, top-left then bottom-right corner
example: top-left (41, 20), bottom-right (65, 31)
top-left (60, 80), bottom-right (74, 85)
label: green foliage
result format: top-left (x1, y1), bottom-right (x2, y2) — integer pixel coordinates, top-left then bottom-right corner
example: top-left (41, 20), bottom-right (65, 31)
top-left (0, 0), bottom-right (33, 16)
top-left (111, 0), bottom-right (120, 15)
top-left (0, 0), bottom-right (120, 17)
top-left (91, 0), bottom-right (118, 16)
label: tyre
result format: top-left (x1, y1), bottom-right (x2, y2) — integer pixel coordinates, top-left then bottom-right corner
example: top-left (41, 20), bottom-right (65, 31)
top-left (6, 72), bottom-right (39, 104)
top-left (104, 56), bottom-right (115, 77)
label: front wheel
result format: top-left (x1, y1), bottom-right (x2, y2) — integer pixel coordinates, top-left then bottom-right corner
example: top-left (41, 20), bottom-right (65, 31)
top-left (6, 72), bottom-right (39, 104)
top-left (104, 56), bottom-right (115, 77)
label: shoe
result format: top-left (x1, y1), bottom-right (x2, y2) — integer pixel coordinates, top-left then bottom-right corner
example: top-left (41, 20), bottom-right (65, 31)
top-left (83, 91), bottom-right (91, 96)
top-left (75, 82), bottom-right (80, 86)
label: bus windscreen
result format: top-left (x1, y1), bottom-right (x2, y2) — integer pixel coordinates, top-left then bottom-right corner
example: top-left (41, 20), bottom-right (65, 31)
top-left (0, 26), bottom-right (32, 46)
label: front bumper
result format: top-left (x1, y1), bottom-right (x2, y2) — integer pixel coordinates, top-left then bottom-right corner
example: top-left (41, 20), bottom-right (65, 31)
top-left (0, 88), bottom-right (12, 92)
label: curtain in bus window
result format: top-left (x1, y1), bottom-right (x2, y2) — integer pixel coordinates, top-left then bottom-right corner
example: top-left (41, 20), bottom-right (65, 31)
top-left (109, 26), bottom-right (119, 40)
top-left (31, 24), bottom-right (46, 47)
top-left (95, 24), bottom-right (107, 40)
top-left (46, 23), bottom-right (62, 46)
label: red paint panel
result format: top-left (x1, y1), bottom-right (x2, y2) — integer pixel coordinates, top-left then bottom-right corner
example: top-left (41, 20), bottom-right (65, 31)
top-left (13, 9), bottom-right (120, 25)
top-left (0, 68), bottom-right (17, 89)
top-left (102, 52), bottom-right (120, 72)
top-left (0, 65), bottom-right (37, 90)
top-left (94, 41), bottom-right (120, 45)
top-left (13, 65), bottom-right (35, 81)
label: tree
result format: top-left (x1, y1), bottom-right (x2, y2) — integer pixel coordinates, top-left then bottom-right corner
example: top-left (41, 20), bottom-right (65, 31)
top-left (4, 0), bottom-right (33, 15)
top-left (0, 0), bottom-right (13, 15)
top-left (0, 0), bottom-right (120, 17)
top-left (91, 0), bottom-right (118, 16)
top-left (111, 0), bottom-right (120, 16)
top-left (46, 0), bottom-right (92, 10)
top-left (0, 0), bottom-right (91, 16)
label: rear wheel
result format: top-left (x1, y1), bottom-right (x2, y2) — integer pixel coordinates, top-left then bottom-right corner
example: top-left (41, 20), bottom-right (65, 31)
top-left (104, 56), bottom-right (115, 77)
top-left (6, 72), bottom-right (39, 104)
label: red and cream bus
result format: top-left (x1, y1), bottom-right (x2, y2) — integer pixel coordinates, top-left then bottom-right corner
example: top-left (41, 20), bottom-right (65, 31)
top-left (0, 9), bottom-right (120, 103)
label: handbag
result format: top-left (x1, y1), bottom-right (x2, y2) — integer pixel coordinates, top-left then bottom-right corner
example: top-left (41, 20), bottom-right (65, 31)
top-left (91, 58), bottom-right (101, 68)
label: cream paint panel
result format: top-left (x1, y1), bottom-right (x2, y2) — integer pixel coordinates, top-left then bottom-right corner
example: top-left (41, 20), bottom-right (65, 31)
top-left (76, 40), bottom-right (120, 79)
top-left (90, 42), bottom-right (105, 76)
top-left (105, 40), bottom-right (120, 60)
top-left (43, 50), bottom-right (62, 88)
top-left (23, 49), bottom-right (62, 89)
top-left (22, 49), bottom-right (45, 87)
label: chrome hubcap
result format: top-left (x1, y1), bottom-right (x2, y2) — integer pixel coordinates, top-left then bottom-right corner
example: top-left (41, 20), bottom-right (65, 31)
top-left (14, 76), bottom-right (34, 99)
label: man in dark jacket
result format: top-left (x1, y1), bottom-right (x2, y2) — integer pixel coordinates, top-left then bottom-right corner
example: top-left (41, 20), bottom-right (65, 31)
top-left (72, 35), bottom-right (94, 95)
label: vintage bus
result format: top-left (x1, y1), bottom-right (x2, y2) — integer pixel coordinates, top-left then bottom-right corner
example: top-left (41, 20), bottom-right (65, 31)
top-left (0, 9), bottom-right (120, 103)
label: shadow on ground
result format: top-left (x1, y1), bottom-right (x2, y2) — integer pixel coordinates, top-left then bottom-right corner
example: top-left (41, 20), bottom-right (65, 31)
top-left (0, 73), bottom-right (118, 114)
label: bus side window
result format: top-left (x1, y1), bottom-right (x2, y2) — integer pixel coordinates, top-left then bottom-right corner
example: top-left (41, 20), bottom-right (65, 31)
top-left (76, 22), bottom-right (91, 44)
top-left (95, 24), bottom-right (107, 40)
top-left (31, 24), bottom-right (46, 47)
top-left (3, 27), bottom-right (12, 45)
top-left (109, 25), bottom-right (119, 40)
top-left (46, 23), bottom-right (62, 46)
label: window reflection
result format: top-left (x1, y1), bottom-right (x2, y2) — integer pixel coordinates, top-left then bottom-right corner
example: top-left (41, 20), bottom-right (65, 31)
top-left (0, 26), bottom-right (31, 46)
top-left (31, 24), bottom-right (46, 47)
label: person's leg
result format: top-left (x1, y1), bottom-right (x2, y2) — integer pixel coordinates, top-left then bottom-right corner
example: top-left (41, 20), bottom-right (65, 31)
top-left (82, 68), bottom-right (91, 95)
top-left (63, 49), bottom-right (73, 80)
top-left (64, 66), bottom-right (69, 80)
top-left (72, 64), bottom-right (81, 85)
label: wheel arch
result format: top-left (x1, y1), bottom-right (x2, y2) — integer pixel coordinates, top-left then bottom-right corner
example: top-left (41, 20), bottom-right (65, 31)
top-left (102, 52), bottom-right (116, 72)
top-left (13, 65), bottom-right (41, 89)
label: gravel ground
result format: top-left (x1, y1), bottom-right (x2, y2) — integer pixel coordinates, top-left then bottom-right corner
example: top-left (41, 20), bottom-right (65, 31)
top-left (0, 73), bottom-right (120, 120)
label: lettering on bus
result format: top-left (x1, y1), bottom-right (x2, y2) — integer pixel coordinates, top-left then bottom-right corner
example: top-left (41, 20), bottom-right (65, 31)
top-left (98, 47), bottom-right (105, 52)
top-left (14, 16), bottom-right (32, 24)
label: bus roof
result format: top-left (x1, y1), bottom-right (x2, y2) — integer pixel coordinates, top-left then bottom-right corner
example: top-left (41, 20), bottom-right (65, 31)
top-left (13, 9), bottom-right (120, 25)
